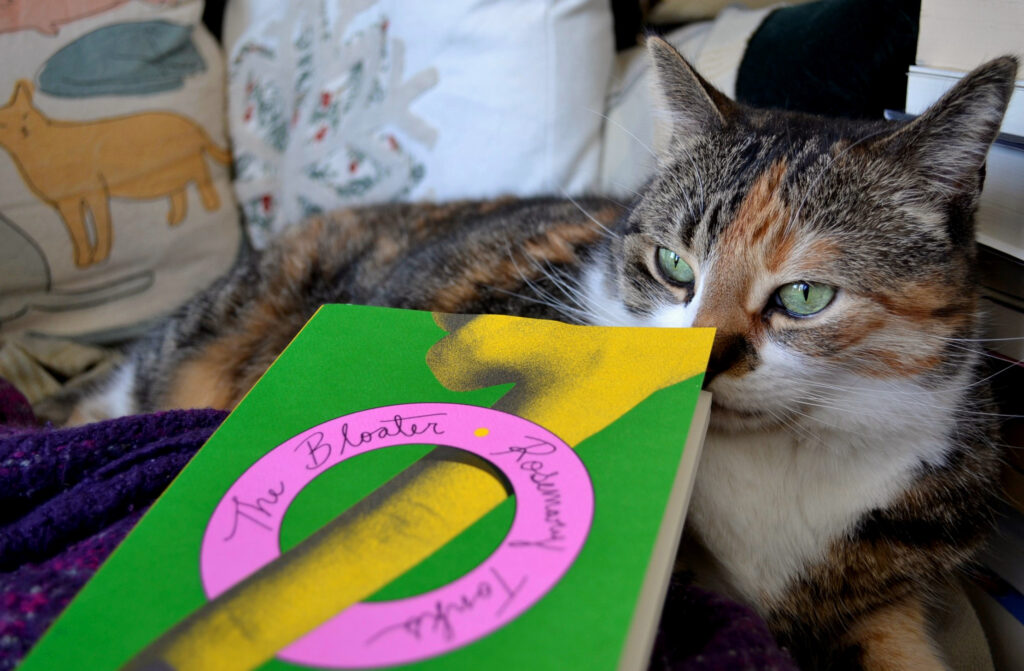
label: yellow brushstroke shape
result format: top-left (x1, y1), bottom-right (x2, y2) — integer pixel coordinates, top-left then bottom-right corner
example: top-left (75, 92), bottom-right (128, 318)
top-left (428, 314), bottom-right (714, 446)
top-left (124, 315), bottom-right (713, 671)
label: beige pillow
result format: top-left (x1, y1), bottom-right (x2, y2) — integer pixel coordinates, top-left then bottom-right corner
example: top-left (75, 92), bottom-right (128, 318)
top-left (0, 0), bottom-right (240, 343)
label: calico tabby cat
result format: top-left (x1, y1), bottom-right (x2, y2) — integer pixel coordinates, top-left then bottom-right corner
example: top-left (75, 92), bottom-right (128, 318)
top-left (74, 39), bottom-right (1017, 670)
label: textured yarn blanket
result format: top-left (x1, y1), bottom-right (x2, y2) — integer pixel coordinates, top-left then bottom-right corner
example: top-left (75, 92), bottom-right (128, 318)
top-left (0, 378), bottom-right (795, 670)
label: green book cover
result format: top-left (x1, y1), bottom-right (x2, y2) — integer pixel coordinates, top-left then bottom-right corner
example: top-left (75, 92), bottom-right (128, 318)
top-left (20, 305), bottom-right (714, 671)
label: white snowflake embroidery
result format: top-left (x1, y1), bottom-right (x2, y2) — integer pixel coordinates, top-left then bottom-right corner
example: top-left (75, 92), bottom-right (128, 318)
top-left (229, 0), bottom-right (438, 246)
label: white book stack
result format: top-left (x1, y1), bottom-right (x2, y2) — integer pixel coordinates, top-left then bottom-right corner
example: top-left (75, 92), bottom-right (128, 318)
top-left (906, 0), bottom-right (1024, 362)
top-left (907, 4), bottom-right (1024, 669)
top-left (906, 68), bottom-right (1024, 261)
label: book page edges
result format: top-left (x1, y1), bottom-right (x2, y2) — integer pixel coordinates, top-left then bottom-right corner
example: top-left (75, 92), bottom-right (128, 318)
top-left (617, 390), bottom-right (713, 671)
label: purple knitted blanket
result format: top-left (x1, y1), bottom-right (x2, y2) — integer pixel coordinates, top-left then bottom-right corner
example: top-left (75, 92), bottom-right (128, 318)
top-left (0, 378), bottom-right (796, 670)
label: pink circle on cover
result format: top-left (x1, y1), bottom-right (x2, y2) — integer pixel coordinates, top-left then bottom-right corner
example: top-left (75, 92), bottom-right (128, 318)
top-left (200, 402), bottom-right (594, 668)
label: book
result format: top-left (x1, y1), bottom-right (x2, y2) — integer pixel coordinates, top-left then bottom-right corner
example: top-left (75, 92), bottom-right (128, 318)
top-left (915, 0), bottom-right (1024, 73)
top-left (905, 65), bottom-right (1024, 136)
top-left (903, 69), bottom-right (1024, 262)
top-left (19, 304), bottom-right (715, 671)
top-left (906, 0), bottom-right (1024, 263)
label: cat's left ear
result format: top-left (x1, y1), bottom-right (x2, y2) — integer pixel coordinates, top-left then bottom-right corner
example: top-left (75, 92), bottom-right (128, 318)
top-left (9, 80), bottom-right (34, 107)
top-left (873, 56), bottom-right (1018, 199)
top-left (647, 36), bottom-right (738, 139)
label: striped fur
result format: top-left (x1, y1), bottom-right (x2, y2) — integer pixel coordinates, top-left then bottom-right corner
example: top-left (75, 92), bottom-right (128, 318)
top-left (75, 39), bottom-right (1018, 671)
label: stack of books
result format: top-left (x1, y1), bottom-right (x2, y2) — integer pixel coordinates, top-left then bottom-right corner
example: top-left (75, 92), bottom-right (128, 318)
top-left (905, 0), bottom-right (1024, 266)
top-left (906, 3), bottom-right (1024, 668)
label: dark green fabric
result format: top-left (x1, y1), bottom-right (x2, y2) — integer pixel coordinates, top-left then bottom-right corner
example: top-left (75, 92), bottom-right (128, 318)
top-left (202, 0), bottom-right (226, 42)
top-left (612, 0), bottom-right (645, 51)
top-left (736, 0), bottom-right (920, 119)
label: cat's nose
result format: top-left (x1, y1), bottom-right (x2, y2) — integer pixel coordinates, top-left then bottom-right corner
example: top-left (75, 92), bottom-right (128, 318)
top-left (702, 333), bottom-right (749, 386)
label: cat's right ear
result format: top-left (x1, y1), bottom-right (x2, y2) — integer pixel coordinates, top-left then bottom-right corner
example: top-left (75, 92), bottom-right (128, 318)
top-left (872, 56), bottom-right (1017, 200)
top-left (647, 36), bottom-right (736, 139)
top-left (9, 80), bottom-right (34, 107)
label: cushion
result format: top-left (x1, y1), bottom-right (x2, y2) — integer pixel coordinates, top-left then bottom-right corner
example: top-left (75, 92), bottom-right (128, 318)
top-left (599, 6), bottom-right (773, 197)
top-left (735, 0), bottom-right (920, 119)
top-left (0, 0), bottom-right (240, 343)
top-left (223, 0), bottom-right (615, 246)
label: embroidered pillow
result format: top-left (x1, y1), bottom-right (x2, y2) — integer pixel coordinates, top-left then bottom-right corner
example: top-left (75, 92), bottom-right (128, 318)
top-left (0, 0), bottom-right (240, 342)
top-left (223, 0), bottom-right (614, 246)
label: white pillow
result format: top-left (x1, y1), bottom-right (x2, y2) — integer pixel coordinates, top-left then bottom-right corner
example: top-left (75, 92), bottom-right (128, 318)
top-left (224, 0), bottom-right (614, 247)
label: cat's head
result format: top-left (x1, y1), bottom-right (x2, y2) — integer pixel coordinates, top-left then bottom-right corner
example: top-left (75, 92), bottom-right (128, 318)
top-left (591, 38), bottom-right (1017, 435)
top-left (0, 80), bottom-right (42, 147)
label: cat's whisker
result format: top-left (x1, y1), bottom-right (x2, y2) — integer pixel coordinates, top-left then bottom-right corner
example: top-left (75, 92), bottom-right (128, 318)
top-left (772, 406), bottom-right (831, 444)
top-left (539, 261), bottom-right (593, 314)
top-left (934, 335), bottom-right (1024, 343)
top-left (922, 334), bottom-right (1024, 363)
top-left (511, 244), bottom-right (584, 304)
top-left (784, 363), bottom-right (983, 402)
top-left (486, 285), bottom-right (591, 324)
top-left (795, 377), bottom-right (979, 406)
top-left (497, 247), bottom-right (593, 323)
top-left (591, 103), bottom-right (706, 218)
top-left (795, 392), bottom-right (1021, 421)
top-left (559, 189), bottom-right (622, 240)
top-left (518, 253), bottom-right (592, 316)
top-left (586, 107), bottom-right (658, 161)
top-left (607, 179), bottom-right (644, 199)
top-left (796, 349), bottom-right (1019, 395)
top-left (937, 342), bottom-right (1017, 364)
top-left (489, 271), bottom-right (590, 322)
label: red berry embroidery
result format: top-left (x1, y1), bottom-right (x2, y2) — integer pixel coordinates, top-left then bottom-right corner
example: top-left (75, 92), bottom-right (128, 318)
top-left (262, 194), bottom-right (273, 211)
top-left (315, 127), bottom-right (328, 141)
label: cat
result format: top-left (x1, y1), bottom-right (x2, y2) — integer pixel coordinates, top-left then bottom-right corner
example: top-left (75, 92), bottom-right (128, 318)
top-left (72, 39), bottom-right (1017, 670)
top-left (0, 79), bottom-right (229, 268)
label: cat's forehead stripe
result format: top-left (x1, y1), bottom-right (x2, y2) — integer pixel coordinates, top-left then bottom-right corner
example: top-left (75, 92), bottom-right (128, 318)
top-left (717, 160), bottom-right (790, 257)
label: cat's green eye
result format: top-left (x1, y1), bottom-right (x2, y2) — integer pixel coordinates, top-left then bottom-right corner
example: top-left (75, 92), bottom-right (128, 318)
top-left (656, 247), bottom-right (695, 285)
top-left (776, 281), bottom-right (836, 316)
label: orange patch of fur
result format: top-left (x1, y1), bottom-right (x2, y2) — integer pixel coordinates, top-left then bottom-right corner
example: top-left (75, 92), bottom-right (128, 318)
top-left (844, 597), bottom-right (947, 671)
top-left (695, 162), bottom-right (792, 357)
top-left (858, 347), bottom-right (945, 378)
top-left (832, 313), bottom-right (889, 351)
top-left (431, 258), bottom-right (523, 313)
top-left (848, 276), bottom-right (971, 378)
top-left (165, 346), bottom-right (240, 411)
top-left (165, 302), bottom-right (310, 411)
top-left (372, 235), bottom-right (402, 266)
top-left (721, 160), bottom-right (789, 252)
top-left (872, 279), bottom-right (971, 326)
